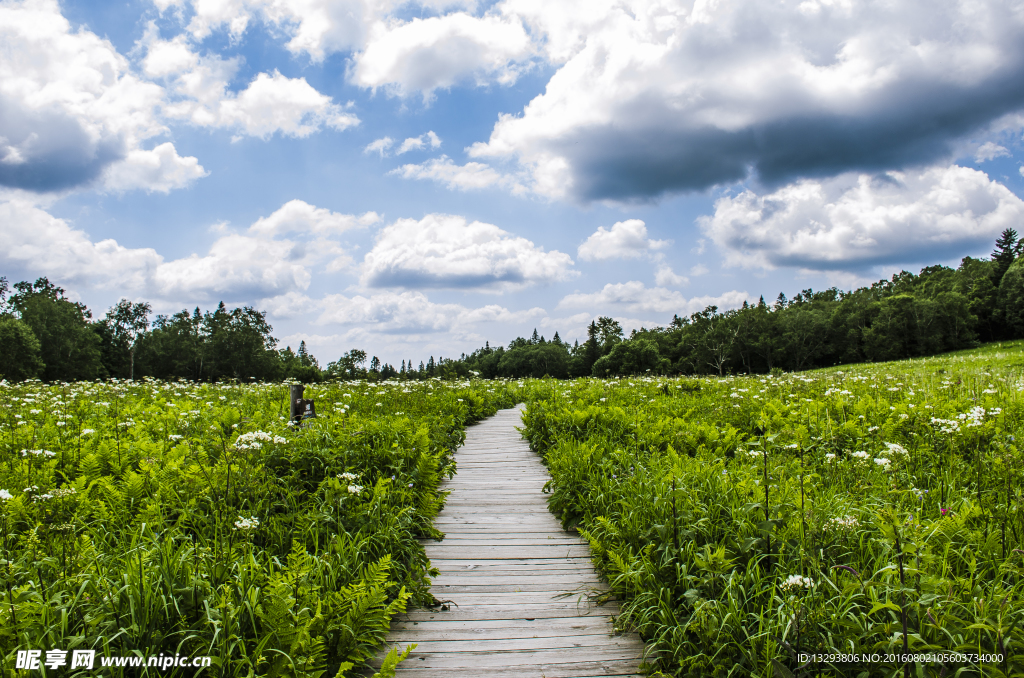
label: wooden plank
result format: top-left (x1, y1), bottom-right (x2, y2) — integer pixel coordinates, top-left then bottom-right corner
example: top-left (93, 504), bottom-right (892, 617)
top-left (433, 518), bottom-right (559, 523)
top-left (432, 574), bottom-right (604, 584)
top-left (425, 547), bottom-right (592, 559)
top-left (411, 592), bottom-right (605, 608)
top-left (402, 605), bottom-right (622, 622)
top-left (430, 584), bottom-right (608, 594)
top-left (430, 563), bottom-right (595, 573)
top-left (376, 634), bottom-right (641, 654)
top-left (391, 617), bottom-right (617, 632)
top-left (369, 647), bottom-right (645, 668)
top-left (392, 667), bottom-right (642, 678)
top-left (426, 537), bottom-right (582, 546)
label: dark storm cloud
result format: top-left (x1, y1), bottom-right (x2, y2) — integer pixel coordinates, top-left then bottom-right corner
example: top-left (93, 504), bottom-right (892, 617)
top-left (562, 66), bottom-right (1024, 202)
top-left (471, 0), bottom-right (1024, 203)
top-left (0, 97), bottom-right (126, 193)
top-left (364, 267), bottom-right (528, 289)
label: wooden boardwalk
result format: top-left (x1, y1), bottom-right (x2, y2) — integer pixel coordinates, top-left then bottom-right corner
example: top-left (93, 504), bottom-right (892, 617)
top-left (372, 406), bottom-right (648, 677)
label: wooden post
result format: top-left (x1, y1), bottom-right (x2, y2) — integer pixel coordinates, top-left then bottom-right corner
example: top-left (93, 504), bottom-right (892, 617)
top-left (289, 385), bottom-right (305, 423)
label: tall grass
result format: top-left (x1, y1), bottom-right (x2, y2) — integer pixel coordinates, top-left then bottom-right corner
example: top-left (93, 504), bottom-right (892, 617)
top-left (520, 343), bottom-right (1024, 677)
top-left (0, 377), bottom-right (519, 676)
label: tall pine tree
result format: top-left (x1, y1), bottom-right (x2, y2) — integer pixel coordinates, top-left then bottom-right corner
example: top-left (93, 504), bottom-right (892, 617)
top-left (992, 228), bottom-right (1021, 283)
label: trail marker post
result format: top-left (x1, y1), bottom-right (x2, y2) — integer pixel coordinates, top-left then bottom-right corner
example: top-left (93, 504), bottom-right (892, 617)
top-left (289, 385), bottom-right (316, 425)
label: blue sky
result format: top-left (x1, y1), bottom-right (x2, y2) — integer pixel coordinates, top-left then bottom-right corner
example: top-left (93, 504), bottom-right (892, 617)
top-left (3, 0), bottom-right (1024, 367)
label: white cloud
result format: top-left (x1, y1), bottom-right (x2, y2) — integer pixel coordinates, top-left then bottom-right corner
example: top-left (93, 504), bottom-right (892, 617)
top-left (362, 213), bottom-right (576, 290)
top-left (0, 198), bottom-right (364, 303)
top-left (160, 0), bottom-right (537, 96)
top-left (974, 141), bottom-right (1011, 163)
top-left (102, 142), bottom-right (208, 193)
top-left (352, 13), bottom-right (534, 97)
top-left (0, 0), bottom-right (200, 193)
top-left (1020, 165), bottom-right (1024, 178)
top-left (249, 199), bottom-right (380, 237)
top-left (559, 281), bottom-right (749, 316)
top-left (142, 28), bottom-right (359, 139)
top-left (0, 199), bottom-right (163, 290)
top-left (141, 31), bottom-right (198, 77)
top-left (165, 0), bottom-right (478, 60)
top-left (316, 290), bottom-right (544, 333)
top-left (389, 155), bottom-right (515, 191)
top-left (150, 232), bottom-right (322, 300)
top-left (223, 71), bottom-right (359, 138)
top-left (467, 0), bottom-right (1024, 201)
top-left (701, 164), bottom-right (1024, 271)
top-left (258, 292), bottom-right (318, 320)
top-left (577, 219), bottom-right (668, 261)
top-left (397, 131), bottom-right (442, 154)
top-left (654, 265), bottom-right (687, 288)
top-left (364, 136), bottom-right (394, 156)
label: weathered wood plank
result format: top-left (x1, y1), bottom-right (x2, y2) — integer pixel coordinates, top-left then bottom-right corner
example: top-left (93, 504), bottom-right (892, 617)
top-left (391, 665), bottom-right (643, 678)
top-left (425, 547), bottom-right (593, 559)
top-left (401, 605), bottom-right (622, 622)
top-left (425, 537), bottom-right (582, 546)
top-left (390, 617), bottom-right (616, 632)
top-left (370, 646), bottom-right (646, 668)
top-left (375, 634), bottom-right (641, 654)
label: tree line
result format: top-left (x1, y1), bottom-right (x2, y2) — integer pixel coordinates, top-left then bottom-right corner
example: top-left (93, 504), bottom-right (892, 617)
top-left (453, 228), bottom-right (1024, 378)
top-left (0, 280), bottom-right (463, 383)
top-left (1, 229), bottom-right (1022, 383)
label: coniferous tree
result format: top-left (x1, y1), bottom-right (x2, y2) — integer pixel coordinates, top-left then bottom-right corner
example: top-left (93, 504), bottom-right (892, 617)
top-left (992, 228), bottom-right (1021, 283)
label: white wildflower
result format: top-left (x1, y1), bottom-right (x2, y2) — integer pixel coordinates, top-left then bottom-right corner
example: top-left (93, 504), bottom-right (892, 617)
top-left (883, 442), bottom-right (908, 456)
top-left (235, 431), bottom-right (273, 449)
top-left (825, 515), bottom-right (859, 530)
top-left (780, 574), bottom-right (816, 591)
top-left (234, 516), bottom-right (260, 531)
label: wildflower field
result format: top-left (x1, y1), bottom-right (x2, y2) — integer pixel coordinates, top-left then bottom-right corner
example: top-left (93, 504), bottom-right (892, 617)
top-left (4, 340), bottom-right (1024, 678)
top-left (520, 341), bottom-right (1024, 677)
top-left (0, 377), bottom-right (518, 676)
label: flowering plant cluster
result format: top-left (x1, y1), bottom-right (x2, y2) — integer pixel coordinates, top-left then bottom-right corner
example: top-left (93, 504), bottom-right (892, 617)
top-left (519, 342), bottom-right (1023, 673)
top-left (0, 375), bottom-right (521, 675)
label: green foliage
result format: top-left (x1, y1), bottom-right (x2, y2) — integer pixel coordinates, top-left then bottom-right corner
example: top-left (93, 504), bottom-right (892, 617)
top-left (99, 299), bottom-right (152, 380)
top-left (592, 337), bottom-right (669, 376)
top-left (453, 247), bottom-right (1023, 378)
top-left (997, 256), bottom-right (1024, 339)
top-left (992, 228), bottom-right (1023, 284)
top-left (0, 317), bottom-right (44, 380)
top-left (0, 377), bottom-right (520, 676)
top-left (9, 277), bottom-right (102, 381)
top-left (519, 342), bottom-right (1024, 676)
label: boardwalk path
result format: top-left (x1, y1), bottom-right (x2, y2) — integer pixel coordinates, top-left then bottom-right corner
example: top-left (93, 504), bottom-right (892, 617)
top-left (374, 406), bottom-right (648, 677)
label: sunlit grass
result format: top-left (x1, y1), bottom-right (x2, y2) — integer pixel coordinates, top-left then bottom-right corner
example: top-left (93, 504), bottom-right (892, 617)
top-left (520, 341), bottom-right (1024, 677)
top-left (0, 376), bottom-right (520, 676)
